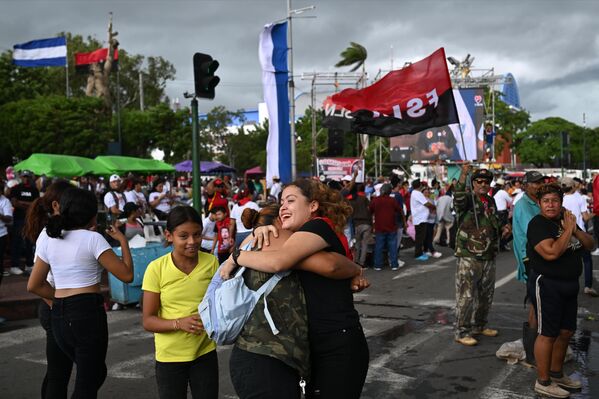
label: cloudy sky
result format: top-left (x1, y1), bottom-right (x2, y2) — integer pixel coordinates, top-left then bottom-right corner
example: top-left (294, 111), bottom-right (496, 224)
top-left (1, 0), bottom-right (598, 126)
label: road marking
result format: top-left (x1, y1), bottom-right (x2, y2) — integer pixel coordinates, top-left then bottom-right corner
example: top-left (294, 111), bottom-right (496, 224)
top-left (108, 353), bottom-right (155, 379)
top-left (392, 256), bottom-right (455, 280)
top-left (365, 326), bottom-right (448, 393)
top-left (479, 387), bottom-right (532, 399)
top-left (495, 271), bottom-right (517, 289)
top-left (0, 311), bottom-right (144, 350)
top-left (478, 363), bottom-right (528, 399)
top-left (15, 351), bottom-right (47, 365)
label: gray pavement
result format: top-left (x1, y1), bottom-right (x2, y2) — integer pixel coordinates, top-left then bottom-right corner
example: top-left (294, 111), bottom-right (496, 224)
top-left (1, 248), bottom-right (598, 398)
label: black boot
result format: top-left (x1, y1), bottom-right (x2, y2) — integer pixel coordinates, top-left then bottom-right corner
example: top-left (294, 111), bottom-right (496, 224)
top-left (522, 322), bottom-right (537, 367)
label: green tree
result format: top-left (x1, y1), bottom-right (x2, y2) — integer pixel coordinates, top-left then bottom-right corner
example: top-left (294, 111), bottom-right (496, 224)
top-left (0, 96), bottom-right (111, 163)
top-left (514, 117), bottom-right (583, 168)
top-left (0, 32), bottom-right (176, 109)
top-left (491, 91), bottom-right (531, 156)
top-left (335, 42), bottom-right (368, 73)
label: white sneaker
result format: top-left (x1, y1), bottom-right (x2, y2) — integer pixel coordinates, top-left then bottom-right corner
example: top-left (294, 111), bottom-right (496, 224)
top-left (111, 303), bottom-right (122, 311)
top-left (591, 248), bottom-right (599, 256)
top-left (9, 267), bottom-right (23, 276)
top-left (398, 259), bottom-right (406, 267)
top-left (432, 252), bottom-right (442, 258)
top-left (425, 251), bottom-right (433, 256)
top-left (584, 287), bottom-right (599, 297)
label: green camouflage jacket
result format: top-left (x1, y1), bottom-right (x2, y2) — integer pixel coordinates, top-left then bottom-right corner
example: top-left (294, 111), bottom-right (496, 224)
top-left (235, 268), bottom-right (310, 378)
top-left (453, 182), bottom-right (502, 260)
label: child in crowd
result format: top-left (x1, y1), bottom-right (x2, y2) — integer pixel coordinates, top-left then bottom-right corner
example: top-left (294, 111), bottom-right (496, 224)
top-left (211, 206), bottom-right (233, 263)
top-left (201, 208), bottom-right (218, 254)
top-left (142, 206), bottom-right (219, 399)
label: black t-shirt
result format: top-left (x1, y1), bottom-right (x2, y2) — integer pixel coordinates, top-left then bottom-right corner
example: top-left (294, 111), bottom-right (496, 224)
top-left (526, 214), bottom-right (583, 280)
top-left (297, 218), bottom-right (360, 334)
top-left (9, 183), bottom-right (40, 220)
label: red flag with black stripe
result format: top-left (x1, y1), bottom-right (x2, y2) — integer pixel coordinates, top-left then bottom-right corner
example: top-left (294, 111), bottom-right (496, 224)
top-left (74, 48), bottom-right (119, 73)
top-left (322, 48), bottom-right (459, 137)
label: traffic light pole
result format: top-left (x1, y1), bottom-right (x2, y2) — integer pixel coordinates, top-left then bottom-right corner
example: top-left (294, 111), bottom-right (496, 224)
top-left (191, 97), bottom-right (202, 216)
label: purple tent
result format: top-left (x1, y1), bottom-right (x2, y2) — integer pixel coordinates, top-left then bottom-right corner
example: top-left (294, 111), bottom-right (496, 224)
top-left (174, 160), bottom-right (236, 174)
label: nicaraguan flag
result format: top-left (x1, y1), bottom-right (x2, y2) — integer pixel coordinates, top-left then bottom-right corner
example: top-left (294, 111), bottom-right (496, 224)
top-left (259, 22), bottom-right (291, 186)
top-left (13, 37), bottom-right (67, 67)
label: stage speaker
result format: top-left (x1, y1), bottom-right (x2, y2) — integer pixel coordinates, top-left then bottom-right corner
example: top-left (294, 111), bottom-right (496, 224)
top-left (390, 146), bottom-right (413, 163)
top-left (327, 129), bottom-right (344, 156)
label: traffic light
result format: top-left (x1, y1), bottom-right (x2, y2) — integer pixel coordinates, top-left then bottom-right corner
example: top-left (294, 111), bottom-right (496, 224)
top-left (193, 52), bottom-right (220, 99)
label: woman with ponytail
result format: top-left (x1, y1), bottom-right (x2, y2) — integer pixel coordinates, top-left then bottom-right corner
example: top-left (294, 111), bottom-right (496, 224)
top-left (229, 204), bottom-right (366, 399)
top-left (27, 187), bottom-right (133, 399)
top-left (23, 179), bottom-right (74, 399)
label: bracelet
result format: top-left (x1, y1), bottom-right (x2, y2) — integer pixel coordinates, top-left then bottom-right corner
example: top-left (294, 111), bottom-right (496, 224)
top-left (173, 319), bottom-right (180, 331)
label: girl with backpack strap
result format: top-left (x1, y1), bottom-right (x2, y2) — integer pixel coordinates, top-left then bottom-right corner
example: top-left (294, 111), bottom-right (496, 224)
top-left (142, 206), bottom-right (220, 399)
top-left (227, 204), bottom-right (366, 399)
top-left (221, 179), bottom-right (370, 399)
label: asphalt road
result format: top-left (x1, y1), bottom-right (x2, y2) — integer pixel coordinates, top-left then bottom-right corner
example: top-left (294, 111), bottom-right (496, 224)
top-left (1, 247), bottom-right (598, 398)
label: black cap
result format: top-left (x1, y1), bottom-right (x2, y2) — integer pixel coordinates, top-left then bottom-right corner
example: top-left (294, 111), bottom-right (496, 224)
top-left (523, 171), bottom-right (544, 183)
top-left (472, 169), bottom-right (493, 181)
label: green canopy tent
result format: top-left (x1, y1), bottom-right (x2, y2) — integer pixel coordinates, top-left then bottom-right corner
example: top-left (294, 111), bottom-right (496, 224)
top-left (94, 155), bottom-right (175, 175)
top-left (14, 153), bottom-right (111, 178)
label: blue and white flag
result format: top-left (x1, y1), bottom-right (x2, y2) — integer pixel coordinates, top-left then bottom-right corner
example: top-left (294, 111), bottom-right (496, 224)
top-left (13, 37), bottom-right (67, 67)
top-left (259, 22), bottom-right (291, 186)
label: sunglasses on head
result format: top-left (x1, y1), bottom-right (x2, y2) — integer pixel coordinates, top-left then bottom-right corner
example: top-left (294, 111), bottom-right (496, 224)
top-left (474, 179), bottom-right (491, 184)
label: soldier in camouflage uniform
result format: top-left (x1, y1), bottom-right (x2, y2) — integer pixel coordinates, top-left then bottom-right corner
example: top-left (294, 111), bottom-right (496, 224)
top-left (453, 163), bottom-right (511, 346)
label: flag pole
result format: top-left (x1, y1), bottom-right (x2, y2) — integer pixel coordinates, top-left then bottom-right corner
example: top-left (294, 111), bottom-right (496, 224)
top-left (454, 97), bottom-right (480, 229)
top-left (65, 36), bottom-right (69, 97)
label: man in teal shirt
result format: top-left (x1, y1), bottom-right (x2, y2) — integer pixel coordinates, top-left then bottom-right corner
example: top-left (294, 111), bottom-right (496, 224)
top-left (512, 170), bottom-right (543, 366)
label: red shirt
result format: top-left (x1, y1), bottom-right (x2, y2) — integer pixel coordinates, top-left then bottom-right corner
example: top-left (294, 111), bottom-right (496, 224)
top-left (215, 217), bottom-right (232, 253)
top-left (369, 196), bottom-right (403, 233)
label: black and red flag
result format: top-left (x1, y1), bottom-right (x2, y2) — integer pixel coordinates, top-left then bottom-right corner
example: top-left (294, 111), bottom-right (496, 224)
top-left (323, 48), bottom-right (459, 137)
top-left (74, 48), bottom-right (119, 72)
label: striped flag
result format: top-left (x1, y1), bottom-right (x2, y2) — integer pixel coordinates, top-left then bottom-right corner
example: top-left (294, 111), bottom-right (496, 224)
top-left (259, 22), bottom-right (291, 186)
top-left (12, 37), bottom-right (67, 67)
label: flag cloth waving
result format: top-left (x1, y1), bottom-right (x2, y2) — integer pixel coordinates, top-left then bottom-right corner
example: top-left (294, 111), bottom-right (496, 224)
top-left (12, 37), bottom-right (67, 67)
top-left (323, 48), bottom-right (459, 137)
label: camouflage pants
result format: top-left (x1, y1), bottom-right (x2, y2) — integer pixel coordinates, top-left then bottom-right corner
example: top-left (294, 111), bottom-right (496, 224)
top-left (454, 257), bottom-right (496, 339)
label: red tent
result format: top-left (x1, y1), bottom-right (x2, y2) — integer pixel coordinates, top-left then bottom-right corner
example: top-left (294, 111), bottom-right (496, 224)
top-left (244, 166), bottom-right (264, 176)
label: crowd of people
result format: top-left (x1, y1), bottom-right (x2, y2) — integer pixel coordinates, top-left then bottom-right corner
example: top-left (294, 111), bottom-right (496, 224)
top-left (2, 163), bottom-right (598, 398)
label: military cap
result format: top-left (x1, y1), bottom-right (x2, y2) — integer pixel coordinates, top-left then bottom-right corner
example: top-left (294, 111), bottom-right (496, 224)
top-left (471, 168), bottom-right (493, 182)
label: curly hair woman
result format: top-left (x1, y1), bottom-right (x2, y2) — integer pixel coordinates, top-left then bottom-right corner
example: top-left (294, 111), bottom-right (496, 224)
top-left (221, 179), bottom-right (369, 399)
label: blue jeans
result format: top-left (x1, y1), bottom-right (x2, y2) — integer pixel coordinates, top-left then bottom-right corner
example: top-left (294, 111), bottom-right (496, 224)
top-left (374, 232), bottom-right (398, 269)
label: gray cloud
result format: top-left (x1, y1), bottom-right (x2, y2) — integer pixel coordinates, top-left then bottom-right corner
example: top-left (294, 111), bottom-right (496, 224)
top-left (1, 0), bottom-right (598, 125)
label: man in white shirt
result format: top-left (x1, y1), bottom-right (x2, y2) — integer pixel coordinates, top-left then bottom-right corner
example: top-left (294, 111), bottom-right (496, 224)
top-left (561, 176), bottom-right (597, 296)
top-left (493, 178), bottom-right (513, 251)
top-left (269, 176), bottom-right (282, 203)
top-left (103, 174), bottom-right (126, 220)
top-left (410, 179), bottom-right (436, 261)
top-left (201, 210), bottom-right (218, 254)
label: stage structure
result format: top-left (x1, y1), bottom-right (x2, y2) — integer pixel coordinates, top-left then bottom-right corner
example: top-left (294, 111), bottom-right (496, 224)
top-left (301, 72), bottom-right (364, 176)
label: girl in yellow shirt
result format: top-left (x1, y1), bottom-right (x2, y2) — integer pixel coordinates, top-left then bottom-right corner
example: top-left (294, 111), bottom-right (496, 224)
top-left (142, 206), bottom-right (219, 399)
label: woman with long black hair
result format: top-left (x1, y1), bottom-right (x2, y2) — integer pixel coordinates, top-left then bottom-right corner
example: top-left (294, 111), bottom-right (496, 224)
top-left (23, 180), bottom-right (73, 398)
top-left (27, 187), bottom-right (133, 398)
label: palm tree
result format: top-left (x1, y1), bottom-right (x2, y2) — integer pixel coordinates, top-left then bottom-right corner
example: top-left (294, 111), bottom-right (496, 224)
top-left (335, 42), bottom-right (367, 73)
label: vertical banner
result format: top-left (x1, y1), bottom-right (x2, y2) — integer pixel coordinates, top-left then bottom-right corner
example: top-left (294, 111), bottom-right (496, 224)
top-left (259, 22), bottom-right (291, 186)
